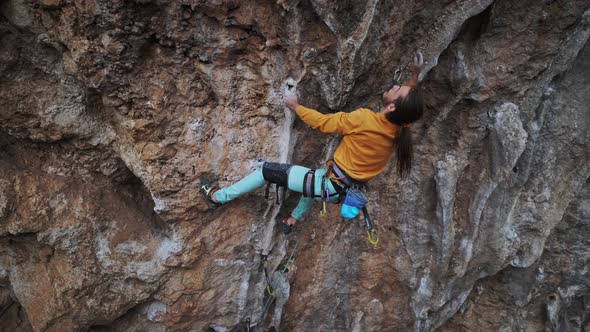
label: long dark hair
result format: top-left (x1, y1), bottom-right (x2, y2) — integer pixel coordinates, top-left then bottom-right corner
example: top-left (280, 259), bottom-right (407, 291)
top-left (385, 85), bottom-right (424, 178)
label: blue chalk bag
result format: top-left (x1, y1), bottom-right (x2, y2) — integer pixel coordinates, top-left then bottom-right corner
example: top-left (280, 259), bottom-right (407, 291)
top-left (340, 187), bottom-right (368, 219)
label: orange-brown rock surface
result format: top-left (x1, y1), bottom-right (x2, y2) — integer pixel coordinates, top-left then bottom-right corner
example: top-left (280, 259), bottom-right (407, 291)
top-left (1, 0), bottom-right (589, 331)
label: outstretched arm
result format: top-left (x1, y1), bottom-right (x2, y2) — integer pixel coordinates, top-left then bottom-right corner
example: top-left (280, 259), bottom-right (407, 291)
top-left (283, 94), bottom-right (359, 135)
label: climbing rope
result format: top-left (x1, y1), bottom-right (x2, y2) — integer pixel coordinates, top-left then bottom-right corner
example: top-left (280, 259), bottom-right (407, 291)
top-left (255, 216), bottom-right (312, 329)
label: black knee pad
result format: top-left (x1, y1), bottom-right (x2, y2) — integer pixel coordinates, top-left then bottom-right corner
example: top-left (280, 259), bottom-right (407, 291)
top-left (262, 162), bottom-right (291, 187)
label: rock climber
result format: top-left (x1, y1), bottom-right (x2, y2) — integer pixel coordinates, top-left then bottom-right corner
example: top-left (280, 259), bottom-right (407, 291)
top-left (200, 51), bottom-right (425, 234)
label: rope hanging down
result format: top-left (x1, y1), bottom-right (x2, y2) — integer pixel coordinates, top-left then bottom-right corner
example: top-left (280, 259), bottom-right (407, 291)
top-left (254, 216), bottom-right (312, 330)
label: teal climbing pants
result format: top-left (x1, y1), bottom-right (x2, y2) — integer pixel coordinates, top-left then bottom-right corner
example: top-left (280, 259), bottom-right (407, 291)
top-left (214, 163), bottom-right (341, 220)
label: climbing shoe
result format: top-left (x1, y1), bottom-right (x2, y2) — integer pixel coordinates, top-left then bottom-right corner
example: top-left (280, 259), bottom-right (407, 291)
top-left (199, 177), bottom-right (222, 208)
top-left (275, 215), bottom-right (293, 235)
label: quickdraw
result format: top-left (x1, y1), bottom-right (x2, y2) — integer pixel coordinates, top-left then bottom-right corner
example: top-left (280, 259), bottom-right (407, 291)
top-left (362, 206), bottom-right (379, 245)
top-left (392, 66), bottom-right (405, 86)
top-left (265, 284), bottom-right (274, 297)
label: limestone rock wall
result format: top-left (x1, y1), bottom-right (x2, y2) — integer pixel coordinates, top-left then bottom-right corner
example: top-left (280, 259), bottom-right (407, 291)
top-left (0, 0), bottom-right (589, 331)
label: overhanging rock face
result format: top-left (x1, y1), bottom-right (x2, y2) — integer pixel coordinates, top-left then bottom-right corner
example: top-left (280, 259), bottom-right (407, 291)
top-left (0, 1), bottom-right (589, 331)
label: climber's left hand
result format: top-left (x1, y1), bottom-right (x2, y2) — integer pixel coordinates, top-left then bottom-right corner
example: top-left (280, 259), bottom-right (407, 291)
top-left (283, 93), bottom-right (299, 112)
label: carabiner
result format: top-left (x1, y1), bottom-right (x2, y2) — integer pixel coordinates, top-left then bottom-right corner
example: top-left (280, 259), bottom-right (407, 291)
top-left (392, 67), bottom-right (404, 85)
top-left (367, 229), bottom-right (379, 245)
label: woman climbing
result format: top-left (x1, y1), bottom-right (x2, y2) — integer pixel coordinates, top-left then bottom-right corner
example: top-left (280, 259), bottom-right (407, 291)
top-left (200, 51), bottom-right (425, 234)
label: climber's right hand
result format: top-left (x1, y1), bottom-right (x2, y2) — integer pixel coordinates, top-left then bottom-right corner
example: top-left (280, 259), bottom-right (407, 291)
top-left (409, 50), bottom-right (424, 85)
top-left (412, 51), bottom-right (424, 72)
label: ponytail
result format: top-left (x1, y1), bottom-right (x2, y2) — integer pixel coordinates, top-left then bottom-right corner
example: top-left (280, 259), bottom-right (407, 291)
top-left (396, 126), bottom-right (413, 177)
top-left (385, 84), bottom-right (424, 178)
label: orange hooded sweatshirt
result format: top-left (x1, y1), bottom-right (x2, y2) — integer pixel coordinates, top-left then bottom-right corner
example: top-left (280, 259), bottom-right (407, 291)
top-left (295, 105), bottom-right (399, 181)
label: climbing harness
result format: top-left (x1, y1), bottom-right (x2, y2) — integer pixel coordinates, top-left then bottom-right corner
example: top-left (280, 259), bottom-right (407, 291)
top-left (301, 169), bottom-right (339, 200)
top-left (299, 166), bottom-right (340, 216)
top-left (326, 160), bottom-right (354, 188)
top-left (302, 169), bottom-right (316, 197)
